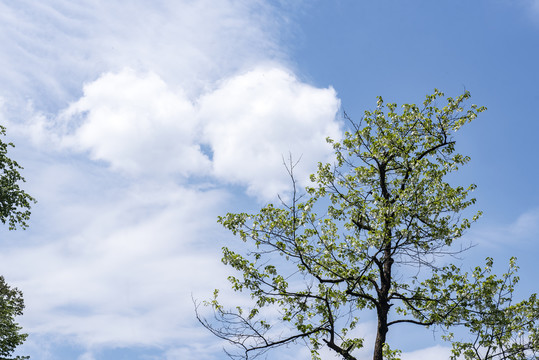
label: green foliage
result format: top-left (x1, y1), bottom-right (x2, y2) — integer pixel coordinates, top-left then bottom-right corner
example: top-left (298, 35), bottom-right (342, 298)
top-left (0, 124), bottom-right (33, 359)
top-left (438, 258), bottom-right (539, 360)
top-left (198, 90), bottom-right (536, 360)
top-left (0, 277), bottom-right (29, 360)
top-left (0, 125), bottom-right (35, 230)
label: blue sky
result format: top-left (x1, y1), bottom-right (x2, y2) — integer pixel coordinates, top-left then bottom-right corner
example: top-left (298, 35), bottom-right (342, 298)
top-left (0, 1), bottom-right (538, 359)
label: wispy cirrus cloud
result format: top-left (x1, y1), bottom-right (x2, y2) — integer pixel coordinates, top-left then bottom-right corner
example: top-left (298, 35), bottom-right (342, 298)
top-left (470, 208), bottom-right (539, 248)
top-left (0, 0), bottom-right (288, 113)
top-left (531, 0), bottom-right (539, 14)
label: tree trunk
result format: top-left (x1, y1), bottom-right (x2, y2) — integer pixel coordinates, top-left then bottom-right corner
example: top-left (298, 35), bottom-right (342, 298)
top-left (373, 301), bottom-right (389, 360)
top-left (373, 242), bottom-right (393, 360)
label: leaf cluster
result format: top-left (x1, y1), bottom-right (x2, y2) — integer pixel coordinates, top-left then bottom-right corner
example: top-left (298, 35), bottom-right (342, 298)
top-left (0, 125), bottom-right (36, 230)
top-left (0, 276), bottom-right (29, 360)
top-left (438, 258), bottom-right (538, 360)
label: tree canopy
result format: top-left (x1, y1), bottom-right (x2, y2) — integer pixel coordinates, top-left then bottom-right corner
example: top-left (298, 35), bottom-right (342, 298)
top-left (0, 124), bottom-right (34, 360)
top-left (197, 90), bottom-right (538, 360)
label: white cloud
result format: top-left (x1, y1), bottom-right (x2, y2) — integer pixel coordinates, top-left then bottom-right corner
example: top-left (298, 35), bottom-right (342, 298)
top-left (34, 66), bottom-right (341, 196)
top-left (1, 181), bottom-right (231, 349)
top-left (0, 0), bottom-right (286, 112)
top-left (164, 342), bottom-right (225, 360)
top-left (1, 0), bottom-right (341, 197)
top-left (200, 66), bottom-right (341, 198)
top-left (78, 352), bottom-right (96, 360)
top-left (60, 69), bottom-right (209, 176)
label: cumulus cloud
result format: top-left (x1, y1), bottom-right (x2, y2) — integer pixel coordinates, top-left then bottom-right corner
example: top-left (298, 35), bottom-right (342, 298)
top-left (51, 66), bottom-right (341, 196)
top-left (1, 0), bottom-right (342, 197)
top-left (200, 66), bottom-right (341, 198)
top-left (60, 69), bottom-right (209, 176)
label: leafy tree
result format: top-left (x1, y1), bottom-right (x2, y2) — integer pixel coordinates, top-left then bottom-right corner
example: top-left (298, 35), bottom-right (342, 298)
top-left (0, 124), bottom-right (34, 360)
top-left (197, 90), bottom-right (538, 360)
top-left (0, 277), bottom-right (29, 360)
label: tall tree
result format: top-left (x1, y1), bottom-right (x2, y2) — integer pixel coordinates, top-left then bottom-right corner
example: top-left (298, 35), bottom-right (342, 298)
top-left (0, 124), bottom-right (35, 360)
top-left (197, 90), bottom-right (537, 360)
